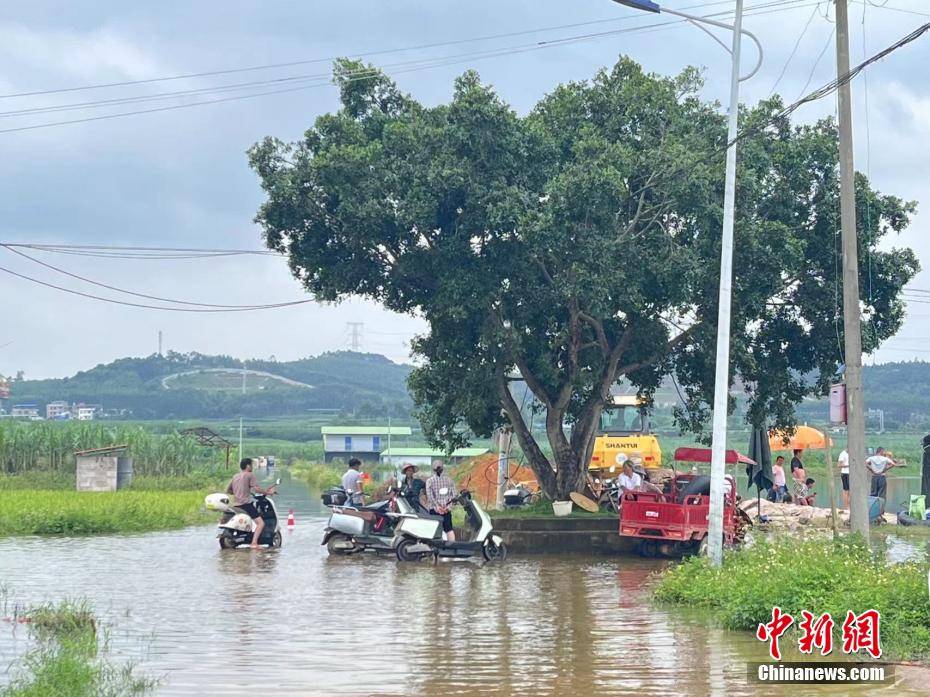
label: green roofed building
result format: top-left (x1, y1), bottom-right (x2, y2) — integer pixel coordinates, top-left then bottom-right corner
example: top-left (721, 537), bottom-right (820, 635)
top-left (321, 425), bottom-right (413, 463)
top-left (380, 446), bottom-right (489, 470)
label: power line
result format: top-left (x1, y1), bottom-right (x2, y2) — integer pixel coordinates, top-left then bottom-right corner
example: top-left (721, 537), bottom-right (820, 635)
top-left (795, 25), bottom-right (836, 101)
top-left (3, 243), bottom-right (279, 258)
top-left (626, 20), bottom-right (930, 204)
top-left (0, 263), bottom-right (306, 312)
top-left (0, 1), bottom-right (823, 135)
top-left (768, 3), bottom-right (821, 96)
top-left (0, 0), bottom-right (792, 101)
top-left (0, 244), bottom-right (303, 309)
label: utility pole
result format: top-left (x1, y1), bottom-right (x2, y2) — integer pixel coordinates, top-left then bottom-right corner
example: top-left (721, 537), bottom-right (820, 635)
top-left (835, 0), bottom-right (868, 541)
top-left (496, 428), bottom-right (512, 510)
top-left (706, 0), bottom-right (745, 568)
top-left (157, 330), bottom-right (163, 357)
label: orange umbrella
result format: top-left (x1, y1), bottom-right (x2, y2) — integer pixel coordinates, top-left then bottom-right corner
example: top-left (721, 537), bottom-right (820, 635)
top-left (768, 425), bottom-right (833, 452)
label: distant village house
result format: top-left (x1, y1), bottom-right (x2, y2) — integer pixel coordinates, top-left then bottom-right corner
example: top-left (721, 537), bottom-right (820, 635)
top-left (380, 447), bottom-right (489, 470)
top-left (321, 425), bottom-right (412, 463)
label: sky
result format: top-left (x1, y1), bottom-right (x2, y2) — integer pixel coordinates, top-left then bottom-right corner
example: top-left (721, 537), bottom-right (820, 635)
top-left (0, 0), bottom-right (928, 379)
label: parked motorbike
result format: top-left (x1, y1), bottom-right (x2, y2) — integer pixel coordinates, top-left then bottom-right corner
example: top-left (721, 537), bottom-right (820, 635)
top-left (321, 485), bottom-right (417, 555)
top-left (501, 482), bottom-right (535, 509)
top-left (393, 490), bottom-right (507, 562)
top-left (205, 478), bottom-right (282, 549)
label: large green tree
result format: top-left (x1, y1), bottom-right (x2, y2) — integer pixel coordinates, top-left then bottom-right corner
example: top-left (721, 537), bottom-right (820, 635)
top-left (249, 58), bottom-right (917, 499)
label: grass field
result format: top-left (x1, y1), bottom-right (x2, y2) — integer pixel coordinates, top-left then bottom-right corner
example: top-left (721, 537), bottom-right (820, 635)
top-left (0, 490), bottom-right (212, 536)
top-left (654, 536), bottom-right (930, 662)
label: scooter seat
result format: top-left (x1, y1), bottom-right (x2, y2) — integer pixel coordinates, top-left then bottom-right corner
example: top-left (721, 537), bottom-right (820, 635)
top-left (342, 509), bottom-right (378, 523)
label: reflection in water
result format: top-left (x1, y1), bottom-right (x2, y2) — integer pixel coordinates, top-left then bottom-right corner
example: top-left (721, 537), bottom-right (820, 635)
top-left (0, 478), bottom-right (923, 696)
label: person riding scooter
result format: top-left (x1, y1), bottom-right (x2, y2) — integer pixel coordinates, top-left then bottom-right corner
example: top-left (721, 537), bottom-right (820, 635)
top-left (399, 463), bottom-right (427, 513)
top-left (226, 457), bottom-right (276, 549)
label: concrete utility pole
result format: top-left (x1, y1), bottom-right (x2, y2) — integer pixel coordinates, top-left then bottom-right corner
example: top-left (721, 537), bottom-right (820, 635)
top-left (835, 0), bottom-right (869, 541)
top-left (496, 428), bottom-right (512, 510)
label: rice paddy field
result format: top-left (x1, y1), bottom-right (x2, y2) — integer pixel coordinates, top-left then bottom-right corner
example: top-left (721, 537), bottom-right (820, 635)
top-left (0, 490), bottom-right (213, 536)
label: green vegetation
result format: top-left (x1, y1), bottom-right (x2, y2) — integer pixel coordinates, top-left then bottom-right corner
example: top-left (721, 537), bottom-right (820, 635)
top-left (1, 601), bottom-right (155, 697)
top-left (0, 490), bottom-right (211, 536)
top-left (8, 350), bottom-right (413, 420)
top-left (654, 537), bottom-right (930, 662)
top-left (0, 421), bottom-right (223, 476)
top-left (250, 56), bottom-right (917, 501)
top-left (491, 498), bottom-right (614, 519)
top-left (291, 461), bottom-right (341, 490)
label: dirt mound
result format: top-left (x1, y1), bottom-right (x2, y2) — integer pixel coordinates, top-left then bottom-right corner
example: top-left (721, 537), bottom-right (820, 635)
top-left (455, 454), bottom-right (539, 507)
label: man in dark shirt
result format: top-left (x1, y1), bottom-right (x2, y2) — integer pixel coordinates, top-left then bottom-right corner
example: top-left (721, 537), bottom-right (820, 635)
top-left (790, 449), bottom-right (804, 475)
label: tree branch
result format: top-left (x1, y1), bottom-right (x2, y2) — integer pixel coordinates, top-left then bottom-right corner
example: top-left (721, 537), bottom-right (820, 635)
top-left (616, 323), bottom-right (699, 376)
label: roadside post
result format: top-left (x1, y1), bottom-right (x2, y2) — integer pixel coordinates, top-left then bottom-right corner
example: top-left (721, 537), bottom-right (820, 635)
top-left (834, 0), bottom-right (869, 542)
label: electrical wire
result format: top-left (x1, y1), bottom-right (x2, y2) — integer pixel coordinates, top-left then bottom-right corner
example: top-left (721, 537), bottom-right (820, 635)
top-left (0, 22), bottom-right (691, 135)
top-left (0, 0), bottom-right (805, 101)
top-left (795, 25), bottom-right (836, 101)
top-left (0, 0), bottom-right (824, 135)
top-left (625, 20), bottom-right (930, 204)
top-left (0, 262), bottom-right (313, 312)
top-left (768, 3), bottom-right (820, 96)
top-left (0, 244), bottom-right (303, 309)
top-left (4, 243), bottom-right (279, 258)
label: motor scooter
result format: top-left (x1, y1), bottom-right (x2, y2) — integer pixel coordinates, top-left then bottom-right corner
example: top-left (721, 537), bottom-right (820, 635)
top-left (393, 490), bottom-right (507, 562)
top-left (205, 479), bottom-right (282, 549)
top-left (321, 485), bottom-right (418, 555)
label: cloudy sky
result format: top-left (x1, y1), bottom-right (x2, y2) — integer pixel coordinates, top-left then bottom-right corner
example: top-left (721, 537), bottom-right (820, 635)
top-left (0, 0), bottom-right (928, 379)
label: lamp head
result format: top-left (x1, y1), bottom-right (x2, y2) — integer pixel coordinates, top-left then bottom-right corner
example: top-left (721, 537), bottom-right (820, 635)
top-left (611, 0), bottom-right (661, 12)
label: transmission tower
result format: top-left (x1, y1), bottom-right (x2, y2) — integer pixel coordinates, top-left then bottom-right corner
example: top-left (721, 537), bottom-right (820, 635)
top-left (345, 322), bottom-right (364, 352)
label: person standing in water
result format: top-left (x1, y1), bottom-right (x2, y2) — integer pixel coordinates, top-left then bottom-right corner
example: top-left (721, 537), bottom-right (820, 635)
top-left (426, 461), bottom-right (457, 542)
top-left (341, 457), bottom-right (365, 507)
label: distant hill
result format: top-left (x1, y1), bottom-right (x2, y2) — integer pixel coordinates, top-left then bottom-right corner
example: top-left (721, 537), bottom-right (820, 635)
top-left (8, 351), bottom-right (413, 420)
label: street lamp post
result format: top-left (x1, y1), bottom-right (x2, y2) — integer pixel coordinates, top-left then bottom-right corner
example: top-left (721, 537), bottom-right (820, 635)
top-left (611, 1), bottom-right (762, 566)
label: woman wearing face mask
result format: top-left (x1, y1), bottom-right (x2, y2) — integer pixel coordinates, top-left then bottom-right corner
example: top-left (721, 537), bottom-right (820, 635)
top-left (426, 460), bottom-right (457, 541)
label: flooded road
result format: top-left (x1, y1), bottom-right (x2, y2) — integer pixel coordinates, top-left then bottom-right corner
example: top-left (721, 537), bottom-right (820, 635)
top-left (0, 478), bottom-right (922, 696)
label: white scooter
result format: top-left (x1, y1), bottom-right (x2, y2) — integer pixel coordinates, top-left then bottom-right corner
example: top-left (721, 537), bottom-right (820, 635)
top-left (205, 479), bottom-right (282, 549)
top-left (393, 490), bottom-right (507, 562)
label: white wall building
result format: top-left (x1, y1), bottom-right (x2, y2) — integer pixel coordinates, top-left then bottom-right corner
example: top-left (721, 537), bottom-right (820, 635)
top-left (321, 425), bottom-right (412, 463)
top-left (46, 401), bottom-right (70, 419)
top-left (11, 404), bottom-right (40, 419)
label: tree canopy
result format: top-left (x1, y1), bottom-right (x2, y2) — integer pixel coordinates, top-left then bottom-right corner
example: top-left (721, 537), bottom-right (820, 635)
top-left (249, 57), bottom-right (918, 498)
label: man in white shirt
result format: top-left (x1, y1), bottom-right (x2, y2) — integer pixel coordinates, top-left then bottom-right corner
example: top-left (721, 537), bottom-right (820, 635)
top-left (617, 462), bottom-right (642, 493)
top-left (341, 457), bottom-right (365, 506)
top-left (838, 449), bottom-right (850, 509)
top-left (865, 447), bottom-right (897, 500)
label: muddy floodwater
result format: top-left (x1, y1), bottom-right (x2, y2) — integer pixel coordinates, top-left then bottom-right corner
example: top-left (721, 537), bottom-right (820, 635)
top-left (0, 478), bottom-right (924, 696)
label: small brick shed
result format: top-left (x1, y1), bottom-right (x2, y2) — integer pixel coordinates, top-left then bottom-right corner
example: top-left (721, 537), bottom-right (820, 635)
top-left (75, 445), bottom-right (132, 492)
